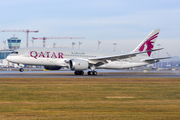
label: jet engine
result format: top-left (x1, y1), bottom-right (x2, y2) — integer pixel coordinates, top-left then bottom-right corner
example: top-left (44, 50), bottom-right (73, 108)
top-left (69, 59), bottom-right (89, 71)
top-left (44, 66), bottom-right (61, 70)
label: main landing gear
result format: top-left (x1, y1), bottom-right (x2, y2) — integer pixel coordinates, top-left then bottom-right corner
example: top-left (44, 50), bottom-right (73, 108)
top-left (88, 65), bottom-right (97, 75)
top-left (74, 71), bottom-right (84, 75)
top-left (87, 71), bottom-right (97, 75)
top-left (74, 65), bottom-right (98, 76)
top-left (74, 71), bottom-right (98, 75)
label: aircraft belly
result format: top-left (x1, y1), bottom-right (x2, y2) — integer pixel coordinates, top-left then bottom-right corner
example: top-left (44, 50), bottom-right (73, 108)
top-left (19, 57), bottom-right (60, 66)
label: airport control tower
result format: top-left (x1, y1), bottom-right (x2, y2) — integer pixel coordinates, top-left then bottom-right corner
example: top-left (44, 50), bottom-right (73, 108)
top-left (7, 37), bottom-right (21, 50)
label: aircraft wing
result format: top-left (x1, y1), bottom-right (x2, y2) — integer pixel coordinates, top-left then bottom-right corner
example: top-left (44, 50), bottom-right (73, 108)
top-left (141, 57), bottom-right (171, 62)
top-left (88, 48), bottom-right (163, 65)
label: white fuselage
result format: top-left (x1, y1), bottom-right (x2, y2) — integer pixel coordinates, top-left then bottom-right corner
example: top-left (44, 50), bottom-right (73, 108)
top-left (6, 47), bottom-right (152, 70)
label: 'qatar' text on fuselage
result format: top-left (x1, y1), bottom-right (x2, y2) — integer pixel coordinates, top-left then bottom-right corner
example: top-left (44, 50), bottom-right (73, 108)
top-left (30, 51), bottom-right (63, 59)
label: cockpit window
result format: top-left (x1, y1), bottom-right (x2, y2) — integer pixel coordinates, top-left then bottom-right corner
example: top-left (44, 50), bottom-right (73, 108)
top-left (11, 51), bottom-right (18, 54)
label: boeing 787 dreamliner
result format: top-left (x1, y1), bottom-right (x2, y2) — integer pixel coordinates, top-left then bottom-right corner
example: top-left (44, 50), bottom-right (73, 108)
top-left (6, 29), bottom-right (170, 75)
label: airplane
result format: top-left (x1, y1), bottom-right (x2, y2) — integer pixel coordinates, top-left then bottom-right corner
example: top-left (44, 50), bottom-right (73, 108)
top-left (6, 29), bottom-right (170, 75)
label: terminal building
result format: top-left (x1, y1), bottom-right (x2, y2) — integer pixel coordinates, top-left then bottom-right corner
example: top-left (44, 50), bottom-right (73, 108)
top-left (0, 50), bottom-right (13, 59)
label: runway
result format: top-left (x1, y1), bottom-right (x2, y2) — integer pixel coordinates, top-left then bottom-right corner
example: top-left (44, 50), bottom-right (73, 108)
top-left (0, 69), bottom-right (180, 78)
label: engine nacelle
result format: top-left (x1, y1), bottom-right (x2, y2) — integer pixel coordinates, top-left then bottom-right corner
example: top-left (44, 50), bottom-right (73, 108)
top-left (44, 66), bottom-right (61, 70)
top-left (69, 59), bottom-right (89, 71)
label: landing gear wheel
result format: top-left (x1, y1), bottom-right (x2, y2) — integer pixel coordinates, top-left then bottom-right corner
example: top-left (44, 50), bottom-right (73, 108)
top-left (74, 71), bottom-right (78, 75)
top-left (74, 71), bottom-right (84, 75)
top-left (93, 71), bottom-right (97, 75)
top-left (88, 71), bottom-right (97, 75)
top-left (88, 71), bottom-right (93, 75)
top-left (80, 71), bottom-right (84, 75)
top-left (19, 68), bottom-right (24, 72)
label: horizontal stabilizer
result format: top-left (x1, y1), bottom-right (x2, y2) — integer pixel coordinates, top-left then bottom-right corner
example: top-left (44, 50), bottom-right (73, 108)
top-left (142, 57), bottom-right (171, 62)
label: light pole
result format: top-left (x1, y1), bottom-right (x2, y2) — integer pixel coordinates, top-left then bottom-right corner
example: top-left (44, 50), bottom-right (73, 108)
top-left (98, 41), bottom-right (101, 50)
top-left (31, 39), bottom-right (34, 47)
top-left (3, 40), bottom-right (6, 59)
top-left (113, 43), bottom-right (117, 51)
top-left (157, 44), bottom-right (161, 70)
top-left (166, 52), bottom-right (171, 68)
top-left (72, 42), bottom-right (76, 49)
top-left (152, 52), bottom-right (156, 68)
top-left (79, 42), bottom-right (82, 49)
top-left (166, 52), bottom-right (169, 66)
top-left (53, 42), bottom-right (57, 48)
top-left (179, 52), bottom-right (180, 66)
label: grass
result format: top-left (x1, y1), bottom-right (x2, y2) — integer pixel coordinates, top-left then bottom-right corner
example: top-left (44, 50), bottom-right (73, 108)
top-left (0, 78), bottom-right (180, 119)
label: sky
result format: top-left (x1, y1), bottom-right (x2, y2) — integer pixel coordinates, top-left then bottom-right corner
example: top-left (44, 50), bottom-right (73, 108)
top-left (0, 0), bottom-right (180, 57)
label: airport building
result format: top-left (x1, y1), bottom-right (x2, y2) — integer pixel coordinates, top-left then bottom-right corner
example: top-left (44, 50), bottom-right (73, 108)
top-left (1, 36), bottom-right (22, 59)
top-left (0, 36), bottom-right (21, 67)
top-left (0, 50), bottom-right (13, 59)
top-left (7, 36), bottom-right (21, 50)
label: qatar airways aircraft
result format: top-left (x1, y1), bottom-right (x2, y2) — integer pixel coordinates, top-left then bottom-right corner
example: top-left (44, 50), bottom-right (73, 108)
top-left (6, 29), bottom-right (170, 75)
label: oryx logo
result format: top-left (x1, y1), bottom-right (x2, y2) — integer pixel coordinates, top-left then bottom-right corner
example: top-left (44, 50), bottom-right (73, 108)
top-left (139, 32), bottom-right (159, 57)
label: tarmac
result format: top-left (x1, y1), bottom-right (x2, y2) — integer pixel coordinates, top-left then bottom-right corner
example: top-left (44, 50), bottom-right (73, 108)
top-left (0, 69), bottom-right (180, 78)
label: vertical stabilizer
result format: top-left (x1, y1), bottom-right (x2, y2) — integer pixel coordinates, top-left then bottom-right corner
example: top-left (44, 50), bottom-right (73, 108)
top-left (133, 29), bottom-right (160, 57)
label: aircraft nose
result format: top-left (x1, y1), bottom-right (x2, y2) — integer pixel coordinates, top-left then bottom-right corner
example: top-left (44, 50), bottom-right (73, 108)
top-left (6, 55), bottom-right (19, 63)
top-left (6, 56), bottom-right (11, 62)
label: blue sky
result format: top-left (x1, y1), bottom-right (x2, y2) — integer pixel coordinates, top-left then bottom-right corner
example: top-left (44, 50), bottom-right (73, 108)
top-left (0, 0), bottom-right (180, 56)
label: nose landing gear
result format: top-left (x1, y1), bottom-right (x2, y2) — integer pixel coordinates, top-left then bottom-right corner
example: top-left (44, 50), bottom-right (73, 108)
top-left (18, 64), bottom-right (24, 72)
top-left (19, 68), bottom-right (24, 72)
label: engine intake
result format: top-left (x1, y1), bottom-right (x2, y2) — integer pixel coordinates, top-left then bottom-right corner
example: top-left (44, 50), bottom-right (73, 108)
top-left (69, 59), bottom-right (89, 71)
